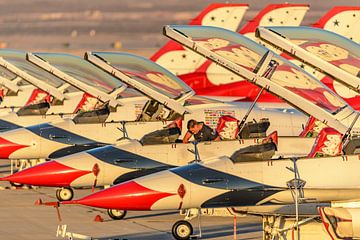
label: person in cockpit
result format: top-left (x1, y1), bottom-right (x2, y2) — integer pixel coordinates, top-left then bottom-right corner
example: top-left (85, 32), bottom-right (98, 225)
top-left (183, 119), bottom-right (220, 143)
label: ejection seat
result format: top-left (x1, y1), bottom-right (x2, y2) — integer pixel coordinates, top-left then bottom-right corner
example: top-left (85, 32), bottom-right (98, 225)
top-left (230, 131), bottom-right (278, 162)
top-left (140, 118), bottom-right (182, 145)
top-left (217, 115), bottom-right (270, 140)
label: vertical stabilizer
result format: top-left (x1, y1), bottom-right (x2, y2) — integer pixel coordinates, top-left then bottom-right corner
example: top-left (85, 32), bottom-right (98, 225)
top-left (313, 6), bottom-right (360, 43)
top-left (151, 4), bottom-right (248, 75)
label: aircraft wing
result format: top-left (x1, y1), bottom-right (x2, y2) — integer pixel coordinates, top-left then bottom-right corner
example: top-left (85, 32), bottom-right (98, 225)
top-left (0, 49), bottom-right (67, 101)
top-left (163, 25), bottom-right (355, 134)
top-left (86, 52), bottom-right (193, 115)
top-left (27, 52), bottom-right (127, 108)
top-left (256, 26), bottom-right (360, 94)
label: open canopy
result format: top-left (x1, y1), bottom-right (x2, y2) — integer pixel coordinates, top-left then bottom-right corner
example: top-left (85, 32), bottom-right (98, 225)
top-left (86, 52), bottom-right (194, 115)
top-left (256, 26), bottom-right (360, 92)
top-left (164, 25), bottom-right (355, 133)
top-left (27, 53), bottom-right (127, 107)
top-left (0, 50), bottom-right (71, 100)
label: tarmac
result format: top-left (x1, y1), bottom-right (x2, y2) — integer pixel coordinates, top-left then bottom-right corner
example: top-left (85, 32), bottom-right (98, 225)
top-left (0, 160), bottom-right (262, 240)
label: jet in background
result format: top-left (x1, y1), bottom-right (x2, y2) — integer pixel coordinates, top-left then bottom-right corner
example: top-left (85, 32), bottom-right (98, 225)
top-left (178, 6), bottom-right (360, 105)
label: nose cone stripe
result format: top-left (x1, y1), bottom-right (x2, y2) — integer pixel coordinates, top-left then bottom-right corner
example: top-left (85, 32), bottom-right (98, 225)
top-left (0, 137), bottom-right (28, 159)
top-left (72, 181), bottom-right (175, 210)
top-left (2, 160), bottom-right (92, 187)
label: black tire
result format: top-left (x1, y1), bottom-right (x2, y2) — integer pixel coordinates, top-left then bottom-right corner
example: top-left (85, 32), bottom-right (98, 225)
top-left (56, 187), bottom-right (74, 201)
top-left (9, 181), bottom-right (24, 187)
top-left (107, 209), bottom-right (127, 220)
top-left (172, 220), bottom-right (193, 240)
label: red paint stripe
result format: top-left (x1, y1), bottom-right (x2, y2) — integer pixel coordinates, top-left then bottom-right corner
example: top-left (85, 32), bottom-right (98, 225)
top-left (65, 181), bottom-right (175, 210)
top-left (1, 160), bottom-right (92, 187)
top-left (318, 207), bottom-right (335, 240)
top-left (0, 137), bottom-right (29, 159)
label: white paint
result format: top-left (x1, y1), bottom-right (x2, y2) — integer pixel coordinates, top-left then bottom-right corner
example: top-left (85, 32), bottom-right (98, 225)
top-left (323, 10), bottom-right (360, 43)
top-left (201, 6), bottom-right (248, 31)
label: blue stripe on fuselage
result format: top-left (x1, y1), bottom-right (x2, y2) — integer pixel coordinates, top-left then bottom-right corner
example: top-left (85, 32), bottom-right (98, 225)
top-left (170, 163), bottom-right (274, 190)
top-left (26, 123), bottom-right (103, 145)
top-left (0, 119), bottom-right (21, 132)
top-left (86, 144), bottom-right (171, 169)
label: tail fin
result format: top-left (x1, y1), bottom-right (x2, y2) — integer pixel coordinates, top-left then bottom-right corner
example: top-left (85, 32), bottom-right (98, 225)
top-left (179, 4), bottom-right (309, 97)
top-left (313, 6), bottom-right (360, 43)
top-left (151, 4), bottom-right (248, 75)
top-left (307, 127), bottom-right (343, 158)
top-left (240, 3), bottom-right (309, 35)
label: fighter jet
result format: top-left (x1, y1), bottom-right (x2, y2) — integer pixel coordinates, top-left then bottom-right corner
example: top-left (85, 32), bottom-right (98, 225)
top-left (53, 25), bottom-right (360, 239)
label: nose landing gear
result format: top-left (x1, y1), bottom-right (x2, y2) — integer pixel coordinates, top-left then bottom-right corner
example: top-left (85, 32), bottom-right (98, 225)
top-left (107, 209), bottom-right (127, 220)
top-left (172, 220), bottom-right (194, 240)
top-left (56, 187), bottom-right (74, 201)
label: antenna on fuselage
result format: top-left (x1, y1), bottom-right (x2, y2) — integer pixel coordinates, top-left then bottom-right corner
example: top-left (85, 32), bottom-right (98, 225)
top-left (188, 141), bottom-right (201, 163)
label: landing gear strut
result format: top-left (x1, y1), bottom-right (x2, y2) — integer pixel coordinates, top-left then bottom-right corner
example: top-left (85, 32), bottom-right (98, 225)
top-left (107, 209), bottom-right (127, 220)
top-left (172, 220), bottom-right (193, 240)
top-left (56, 187), bottom-right (74, 201)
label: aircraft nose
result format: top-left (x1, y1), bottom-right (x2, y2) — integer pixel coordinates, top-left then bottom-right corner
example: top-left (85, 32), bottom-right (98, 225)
top-left (0, 136), bottom-right (29, 159)
top-left (0, 160), bottom-right (92, 187)
top-left (62, 180), bottom-right (175, 210)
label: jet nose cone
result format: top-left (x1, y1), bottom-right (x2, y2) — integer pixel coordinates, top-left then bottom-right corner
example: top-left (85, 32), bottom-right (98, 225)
top-left (0, 137), bottom-right (28, 159)
top-left (1, 160), bottom-right (92, 187)
top-left (66, 181), bottom-right (175, 210)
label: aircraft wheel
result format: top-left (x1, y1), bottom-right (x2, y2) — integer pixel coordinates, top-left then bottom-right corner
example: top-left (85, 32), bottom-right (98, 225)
top-left (172, 220), bottom-right (193, 240)
top-left (9, 181), bottom-right (24, 187)
top-left (107, 209), bottom-right (127, 220)
top-left (56, 187), bottom-right (74, 201)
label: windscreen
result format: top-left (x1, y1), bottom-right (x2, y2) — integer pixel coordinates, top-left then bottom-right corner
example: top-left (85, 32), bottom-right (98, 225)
top-left (265, 27), bottom-right (360, 77)
top-left (92, 52), bottom-right (193, 99)
top-left (34, 53), bottom-right (124, 94)
top-left (169, 25), bottom-right (348, 114)
top-left (0, 50), bottom-right (65, 88)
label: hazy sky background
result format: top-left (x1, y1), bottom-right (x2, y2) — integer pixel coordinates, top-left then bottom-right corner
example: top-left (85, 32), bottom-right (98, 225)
top-left (0, 0), bottom-right (358, 55)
